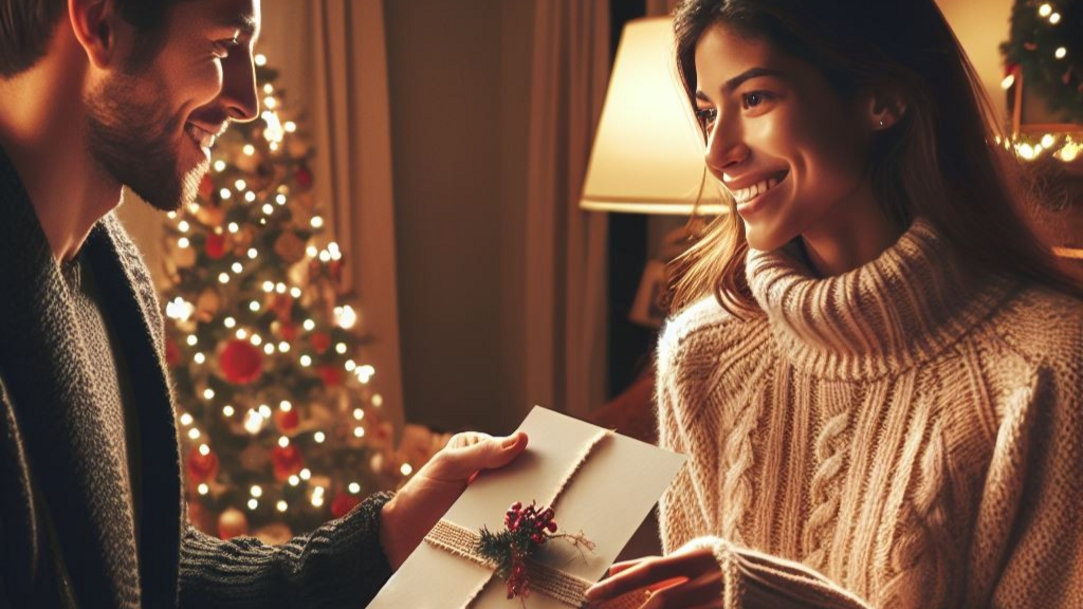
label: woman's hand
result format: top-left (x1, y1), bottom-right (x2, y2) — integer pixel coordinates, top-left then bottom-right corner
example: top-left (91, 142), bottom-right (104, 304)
top-left (584, 547), bottom-right (723, 608)
top-left (378, 431), bottom-right (528, 569)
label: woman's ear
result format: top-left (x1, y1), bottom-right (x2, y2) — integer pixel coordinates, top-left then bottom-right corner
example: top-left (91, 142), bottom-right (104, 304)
top-left (864, 86), bottom-right (908, 131)
top-left (68, 0), bottom-right (120, 69)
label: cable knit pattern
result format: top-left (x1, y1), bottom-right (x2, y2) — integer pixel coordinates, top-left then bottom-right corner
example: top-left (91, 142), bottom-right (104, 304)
top-left (655, 219), bottom-right (1083, 608)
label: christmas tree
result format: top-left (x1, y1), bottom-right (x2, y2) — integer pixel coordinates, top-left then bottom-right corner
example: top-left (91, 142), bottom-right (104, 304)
top-left (161, 54), bottom-right (409, 542)
top-left (1000, 0), bottom-right (1082, 163)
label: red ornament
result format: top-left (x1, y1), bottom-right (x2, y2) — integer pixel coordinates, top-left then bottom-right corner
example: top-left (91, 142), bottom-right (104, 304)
top-left (295, 165), bottom-right (313, 189)
top-left (272, 408), bottom-right (299, 432)
top-left (271, 443), bottom-right (304, 481)
top-left (205, 233), bottom-right (227, 260)
top-left (318, 364), bottom-right (343, 387)
top-left (331, 492), bottom-right (362, 518)
top-left (185, 446), bottom-right (219, 484)
top-left (218, 339), bottom-right (264, 384)
top-left (278, 321), bottom-right (299, 342)
top-left (309, 331), bottom-right (331, 354)
top-left (165, 336), bottom-right (181, 367)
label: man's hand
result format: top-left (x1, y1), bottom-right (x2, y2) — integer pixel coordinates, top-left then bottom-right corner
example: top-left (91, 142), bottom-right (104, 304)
top-left (584, 548), bottom-right (722, 608)
top-left (379, 431), bottom-right (528, 569)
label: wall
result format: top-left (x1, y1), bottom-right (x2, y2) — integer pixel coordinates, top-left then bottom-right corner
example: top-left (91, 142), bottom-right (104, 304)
top-left (936, 0), bottom-right (1014, 122)
top-left (385, 0), bottom-right (536, 434)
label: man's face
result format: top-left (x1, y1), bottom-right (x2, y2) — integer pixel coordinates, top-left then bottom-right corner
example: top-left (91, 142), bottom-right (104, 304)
top-left (87, 0), bottom-right (261, 212)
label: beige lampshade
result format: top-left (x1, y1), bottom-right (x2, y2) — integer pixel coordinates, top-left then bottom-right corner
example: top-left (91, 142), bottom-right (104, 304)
top-left (580, 17), bottom-right (726, 216)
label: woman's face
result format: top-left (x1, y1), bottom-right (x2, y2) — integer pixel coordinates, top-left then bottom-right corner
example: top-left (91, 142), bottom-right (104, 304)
top-left (693, 24), bottom-right (876, 252)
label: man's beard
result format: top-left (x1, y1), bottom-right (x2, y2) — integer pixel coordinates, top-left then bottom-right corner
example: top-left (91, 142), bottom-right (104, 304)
top-left (86, 73), bottom-right (206, 212)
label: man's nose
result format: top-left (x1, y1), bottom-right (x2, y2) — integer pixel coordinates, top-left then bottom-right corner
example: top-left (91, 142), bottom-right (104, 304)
top-left (220, 53), bottom-right (260, 122)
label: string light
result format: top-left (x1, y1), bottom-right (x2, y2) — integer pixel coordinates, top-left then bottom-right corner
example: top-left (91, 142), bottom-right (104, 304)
top-left (177, 220), bottom-right (190, 232)
top-left (345, 360), bottom-right (357, 372)
top-left (289, 287), bottom-right (302, 298)
top-left (313, 431), bottom-right (326, 443)
top-left (284, 121), bottom-right (297, 133)
top-left (177, 237), bottom-right (191, 249)
top-left (243, 144), bottom-right (256, 156)
top-left (300, 468), bottom-right (312, 480)
top-left (303, 319), bottom-right (316, 331)
top-left (255, 53), bottom-right (268, 66)
top-left (259, 404), bottom-right (273, 419)
top-left (306, 245), bottom-right (318, 258)
top-left (278, 341), bottom-right (291, 353)
top-left (353, 408), bottom-right (365, 421)
top-left (348, 482), bottom-right (361, 494)
top-left (263, 83), bottom-right (274, 94)
top-left (234, 179), bottom-right (247, 191)
top-left (198, 483), bottom-right (209, 495)
top-left (335, 343), bottom-right (348, 354)
top-left (249, 301), bottom-right (261, 312)
top-left (243, 409), bottom-right (265, 434)
top-left (231, 262), bottom-right (243, 274)
top-left (262, 203), bottom-right (274, 214)
top-left (251, 485), bottom-right (263, 497)
top-left (276, 500), bottom-right (288, 512)
top-left (222, 405), bottom-right (235, 417)
top-left (1001, 74), bottom-right (1015, 89)
top-left (288, 475), bottom-right (300, 486)
top-left (180, 413), bottom-right (194, 426)
top-left (199, 444), bottom-right (211, 456)
top-left (203, 388), bottom-right (216, 400)
top-left (263, 343), bottom-right (275, 355)
top-left (400, 463), bottom-right (414, 476)
top-left (310, 216), bottom-right (324, 229)
top-left (228, 222), bottom-right (240, 233)
top-left (276, 282), bottom-right (287, 294)
top-left (334, 305), bottom-right (358, 329)
top-left (371, 394), bottom-right (384, 408)
top-left (246, 191), bottom-right (258, 203)
top-left (275, 194), bottom-right (287, 205)
top-left (356, 364), bottom-right (375, 384)
top-left (214, 160), bottom-right (227, 172)
top-left (193, 352), bottom-right (206, 364)
top-left (219, 188), bottom-right (232, 200)
top-left (224, 316), bottom-right (237, 328)
top-left (1041, 133), bottom-right (1056, 148)
top-left (1054, 47), bottom-right (1067, 59)
top-left (218, 272), bottom-right (230, 284)
top-left (1038, 3), bottom-right (1052, 16)
top-left (188, 428), bottom-right (201, 440)
top-left (236, 328), bottom-right (248, 340)
top-left (247, 498), bottom-right (258, 510)
top-left (354, 426), bottom-right (366, 438)
top-left (186, 335), bottom-right (198, 346)
top-left (278, 436), bottom-right (290, 448)
top-left (1049, 12), bottom-right (1061, 24)
top-left (248, 248), bottom-right (258, 259)
top-left (300, 355), bottom-right (313, 367)
top-left (166, 297), bottom-right (195, 321)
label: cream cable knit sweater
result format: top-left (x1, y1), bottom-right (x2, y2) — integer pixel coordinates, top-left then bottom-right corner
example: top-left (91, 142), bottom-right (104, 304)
top-left (655, 219), bottom-right (1083, 608)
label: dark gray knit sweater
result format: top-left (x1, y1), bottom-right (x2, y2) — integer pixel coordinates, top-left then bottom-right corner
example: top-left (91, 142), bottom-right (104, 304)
top-left (0, 146), bottom-right (393, 608)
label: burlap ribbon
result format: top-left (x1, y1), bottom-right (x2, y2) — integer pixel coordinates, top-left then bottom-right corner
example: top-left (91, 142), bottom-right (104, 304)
top-left (423, 430), bottom-right (649, 609)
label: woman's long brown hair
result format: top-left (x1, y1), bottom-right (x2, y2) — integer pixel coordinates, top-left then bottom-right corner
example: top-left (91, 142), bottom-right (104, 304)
top-left (667, 0), bottom-right (1083, 317)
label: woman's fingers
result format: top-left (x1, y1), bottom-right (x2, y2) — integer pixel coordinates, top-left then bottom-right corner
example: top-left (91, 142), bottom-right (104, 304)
top-left (641, 571), bottom-right (725, 609)
top-left (585, 549), bottom-right (718, 601)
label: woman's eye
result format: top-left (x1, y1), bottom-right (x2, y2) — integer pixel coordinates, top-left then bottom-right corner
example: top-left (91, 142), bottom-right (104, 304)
top-left (741, 92), bottom-right (772, 110)
top-left (695, 107), bottom-right (717, 128)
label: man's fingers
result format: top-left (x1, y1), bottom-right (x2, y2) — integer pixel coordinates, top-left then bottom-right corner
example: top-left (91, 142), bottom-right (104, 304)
top-left (430, 431), bottom-right (528, 481)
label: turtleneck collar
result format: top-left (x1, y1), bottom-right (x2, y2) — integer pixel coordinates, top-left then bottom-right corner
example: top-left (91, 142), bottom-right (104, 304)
top-left (745, 218), bottom-right (1016, 380)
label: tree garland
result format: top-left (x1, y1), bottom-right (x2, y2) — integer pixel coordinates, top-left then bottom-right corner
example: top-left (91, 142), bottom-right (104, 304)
top-left (1001, 0), bottom-right (1083, 124)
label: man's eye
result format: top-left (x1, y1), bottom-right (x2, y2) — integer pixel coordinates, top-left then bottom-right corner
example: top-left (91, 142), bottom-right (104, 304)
top-left (695, 107), bottom-right (717, 127)
top-left (213, 38), bottom-right (240, 58)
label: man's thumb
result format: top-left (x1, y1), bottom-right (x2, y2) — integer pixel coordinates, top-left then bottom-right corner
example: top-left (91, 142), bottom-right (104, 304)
top-left (446, 431), bottom-right (528, 479)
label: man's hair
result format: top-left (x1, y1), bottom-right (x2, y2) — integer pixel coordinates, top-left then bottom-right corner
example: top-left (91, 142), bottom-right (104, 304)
top-left (0, 0), bottom-right (177, 77)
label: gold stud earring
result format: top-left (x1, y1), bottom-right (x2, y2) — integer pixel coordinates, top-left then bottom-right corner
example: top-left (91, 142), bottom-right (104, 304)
top-left (879, 119), bottom-right (886, 128)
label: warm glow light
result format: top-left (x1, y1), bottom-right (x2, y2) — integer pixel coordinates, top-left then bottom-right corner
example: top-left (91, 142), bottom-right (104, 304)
top-left (1050, 12), bottom-right (1062, 23)
top-left (249, 301), bottom-right (261, 312)
top-left (166, 297), bottom-right (195, 321)
top-left (300, 355), bottom-right (312, 367)
top-left (334, 305), bottom-right (358, 329)
top-left (310, 216), bottom-right (324, 229)
top-left (276, 194), bottom-right (287, 205)
top-left (198, 483), bottom-right (209, 495)
top-left (1000, 74), bottom-right (1015, 89)
top-left (263, 83), bottom-right (274, 94)
top-left (250, 334), bottom-right (263, 347)
top-left (250, 485), bottom-right (263, 497)
top-left (188, 428), bottom-right (201, 440)
top-left (1039, 3), bottom-right (1052, 16)
top-left (186, 335), bottom-right (198, 346)
top-left (231, 262), bottom-right (243, 274)
top-left (284, 121), bottom-right (297, 133)
top-left (354, 426), bottom-right (366, 438)
top-left (1041, 134), bottom-right (1056, 148)
top-left (199, 444), bottom-right (211, 456)
top-left (177, 220), bottom-right (190, 233)
top-left (218, 273), bottom-right (230, 284)
top-left (236, 328), bottom-right (248, 340)
top-left (263, 343), bottom-right (275, 355)
top-left (335, 343), bottom-right (348, 354)
top-left (289, 287), bottom-right (302, 298)
top-left (203, 388), bottom-right (215, 400)
top-left (194, 352), bottom-right (206, 364)
top-left (235, 179), bottom-right (247, 190)
top-left (400, 463), bottom-right (414, 476)
top-left (224, 316), bottom-right (237, 328)
top-left (214, 160), bottom-right (227, 172)
top-left (275, 282), bottom-right (287, 294)
top-left (177, 237), bottom-right (191, 249)
top-left (372, 394), bottom-right (384, 408)
top-left (243, 409), bottom-right (264, 434)
top-left (278, 342), bottom-right (290, 353)
top-left (278, 436), bottom-right (290, 448)
top-left (248, 248), bottom-right (258, 259)
top-left (303, 319), bottom-right (316, 331)
top-left (259, 404), bottom-right (272, 418)
top-left (219, 188), bottom-right (232, 199)
top-left (262, 281), bottom-right (274, 293)
top-left (262, 203), bottom-right (274, 214)
top-left (353, 408), bottom-right (365, 421)
top-left (345, 360), bottom-right (357, 372)
top-left (276, 500), bottom-right (288, 512)
top-left (311, 495), bottom-right (324, 508)
top-left (348, 482), bottom-right (361, 494)
top-left (255, 53), bottom-right (268, 66)
top-left (223, 405), bottom-right (235, 417)
top-left (246, 191), bottom-right (258, 203)
top-left (243, 144), bottom-right (256, 156)
top-left (248, 498), bottom-right (258, 510)
top-left (313, 431), bottom-right (326, 443)
top-left (1055, 47), bottom-right (1067, 59)
top-left (180, 413), bottom-right (194, 426)
top-left (300, 468), bottom-right (311, 480)
top-left (356, 364), bottom-right (375, 384)
top-left (288, 475), bottom-right (300, 486)
top-left (228, 222), bottom-right (240, 233)
top-left (280, 400), bottom-right (292, 412)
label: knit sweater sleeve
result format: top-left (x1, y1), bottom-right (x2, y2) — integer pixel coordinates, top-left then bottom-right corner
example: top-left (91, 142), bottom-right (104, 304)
top-left (969, 363), bottom-right (1083, 608)
top-left (177, 491), bottom-right (394, 608)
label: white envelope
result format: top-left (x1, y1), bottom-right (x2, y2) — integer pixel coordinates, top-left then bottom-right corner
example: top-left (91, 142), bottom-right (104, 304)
top-left (367, 406), bottom-right (686, 609)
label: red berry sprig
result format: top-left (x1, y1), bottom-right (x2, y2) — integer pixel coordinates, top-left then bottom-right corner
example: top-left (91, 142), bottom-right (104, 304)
top-left (478, 501), bottom-right (560, 600)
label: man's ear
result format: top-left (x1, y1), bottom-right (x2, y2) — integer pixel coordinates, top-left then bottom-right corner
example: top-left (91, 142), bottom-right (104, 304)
top-left (68, 0), bottom-right (120, 69)
top-left (863, 86), bottom-right (908, 131)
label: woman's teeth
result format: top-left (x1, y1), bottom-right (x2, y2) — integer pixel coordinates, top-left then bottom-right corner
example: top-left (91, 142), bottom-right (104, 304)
top-left (732, 173), bottom-right (784, 204)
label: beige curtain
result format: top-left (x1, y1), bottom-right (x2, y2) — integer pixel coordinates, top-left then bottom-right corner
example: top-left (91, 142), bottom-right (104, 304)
top-left (524, 0), bottom-right (611, 417)
top-left (309, 0), bottom-right (404, 431)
